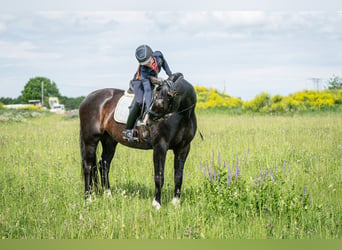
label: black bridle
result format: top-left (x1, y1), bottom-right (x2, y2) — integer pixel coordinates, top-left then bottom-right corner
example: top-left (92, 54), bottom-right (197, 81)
top-left (148, 79), bottom-right (196, 122)
top-left (148, 85), bottom-right (175, 121)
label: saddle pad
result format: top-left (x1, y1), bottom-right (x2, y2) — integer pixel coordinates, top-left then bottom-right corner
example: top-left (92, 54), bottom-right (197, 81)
top-left (114, 93), bottom-right (134, 124)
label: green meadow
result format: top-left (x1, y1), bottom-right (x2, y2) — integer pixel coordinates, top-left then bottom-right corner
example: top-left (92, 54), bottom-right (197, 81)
top-left (0, 110), bottom-right (341, 239)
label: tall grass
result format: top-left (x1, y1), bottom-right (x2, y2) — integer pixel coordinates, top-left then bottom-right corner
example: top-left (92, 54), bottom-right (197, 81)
top-left (0, 112), bottom-right (341, 239)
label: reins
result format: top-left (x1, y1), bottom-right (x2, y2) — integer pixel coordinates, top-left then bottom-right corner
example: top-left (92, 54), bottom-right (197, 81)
top-left (176, 103), bottom-right (195, 114)
top-left (147, 75), bottom-right (196, 123)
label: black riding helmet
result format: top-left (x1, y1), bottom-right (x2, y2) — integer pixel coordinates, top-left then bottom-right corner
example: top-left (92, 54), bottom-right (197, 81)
top-left (135, 45), bottom-right (153, 65)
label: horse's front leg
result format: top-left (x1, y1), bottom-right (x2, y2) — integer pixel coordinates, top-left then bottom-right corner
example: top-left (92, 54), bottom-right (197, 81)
top-left (152, 143), bottom-right (167, 210)
top-left (172, 144), bottom-right (190, 206)
top-left (91, 164), bottom-right (100, 193)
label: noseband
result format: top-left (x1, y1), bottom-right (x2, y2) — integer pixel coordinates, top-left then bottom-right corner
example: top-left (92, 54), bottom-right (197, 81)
top-left (148, 75), bottom-right (195, 123)
top-left (147, 78), bottom-right (177, 121)
top-left (148, 88), bottom-right (174, 121)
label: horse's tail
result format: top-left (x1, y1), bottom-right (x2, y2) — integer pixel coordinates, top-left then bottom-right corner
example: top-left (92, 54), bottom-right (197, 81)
top-left (198, 129), bottom-right (204, 141)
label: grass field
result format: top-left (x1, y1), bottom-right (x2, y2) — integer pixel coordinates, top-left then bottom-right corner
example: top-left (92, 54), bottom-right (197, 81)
top-left (0, 111), bottom-right (341, 239)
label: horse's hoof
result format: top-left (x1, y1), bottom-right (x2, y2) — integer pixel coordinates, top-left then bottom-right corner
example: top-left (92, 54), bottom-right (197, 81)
top-left (171, 197), bottom-right (180, 207)
top-left (104, 189), bottom-right (112, 198)
top-left (152, 199), bottom-right (161, 210)
top-left (86, 194), bottom-right (93, 204)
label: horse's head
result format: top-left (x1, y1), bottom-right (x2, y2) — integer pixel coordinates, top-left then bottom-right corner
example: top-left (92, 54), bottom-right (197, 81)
top-left (147, 76), bottom-right (176, 123)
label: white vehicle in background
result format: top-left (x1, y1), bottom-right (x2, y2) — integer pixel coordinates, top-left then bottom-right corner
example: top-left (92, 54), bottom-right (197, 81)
top-left (49, 97), bottom-right (65, 114)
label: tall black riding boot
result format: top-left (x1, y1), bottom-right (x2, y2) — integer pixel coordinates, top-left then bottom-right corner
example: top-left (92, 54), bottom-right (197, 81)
top-left (123, 102), bottom-right (141, 142)
top-left (126, 102), bottom-right (141, 129)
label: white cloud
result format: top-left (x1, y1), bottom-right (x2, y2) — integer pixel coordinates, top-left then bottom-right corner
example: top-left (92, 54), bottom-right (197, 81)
top-left (0, 40), bottom-right (61, 60)
top-left (0, 23), bottom-right (6, 33)
top-left (0, 10), bottom-right (341, 99)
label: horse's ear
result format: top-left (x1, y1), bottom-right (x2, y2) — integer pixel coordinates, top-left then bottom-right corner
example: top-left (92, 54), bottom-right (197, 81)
top-left (150, 76), bottom-right (163, 86)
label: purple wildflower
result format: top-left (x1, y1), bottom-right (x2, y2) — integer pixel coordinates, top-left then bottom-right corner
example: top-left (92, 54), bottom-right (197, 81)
top-left (206, 161), bottom-right (210, 180)
top-left (303, 186), bottom-right (306, 196)
top-left (265, 168), bottom-right (268, 178)
top-left (256, 174), bottom-right (259, 186)
top-left (270, 169), bottom-right (274, 182)
top-left (218, 151), bottom-right (221, 166)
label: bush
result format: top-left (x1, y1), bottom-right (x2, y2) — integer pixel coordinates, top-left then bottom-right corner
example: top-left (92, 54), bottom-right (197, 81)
top-left (194, 86), bottom-right (342, 113)
top-left (0, 109), bottom-right (46, 122)
top-left (242, 93), bottom-right (271, 112)
top-left (195, 86), bottom-right (242, 109)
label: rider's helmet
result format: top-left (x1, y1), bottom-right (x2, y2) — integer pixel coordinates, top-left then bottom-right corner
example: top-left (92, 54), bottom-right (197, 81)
top-left (135, 45), bottom-right (153, 65)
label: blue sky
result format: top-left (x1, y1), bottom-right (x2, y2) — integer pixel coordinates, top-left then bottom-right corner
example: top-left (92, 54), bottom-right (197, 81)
top-left (1, 0), bottom-right (342, 100)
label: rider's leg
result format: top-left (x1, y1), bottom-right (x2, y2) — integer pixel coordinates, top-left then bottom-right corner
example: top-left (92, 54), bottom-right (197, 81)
top-left (142, 79), bottom-right (153, 110)
top-left (123, 101), bottom-right (141, 142)
top-left (123, 80), bottom-right (143, 142)
top-left (140, 79), bottom-right (154, 125)
top-left (125, 101), bottom-right (141, 130)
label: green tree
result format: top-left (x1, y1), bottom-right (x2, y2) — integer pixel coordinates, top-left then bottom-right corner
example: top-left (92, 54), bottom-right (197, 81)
top-left (21, 77), bottom-right (61, 105)
top-left (327, 75), bottom-right (342, 90)
top-left (0, 96), bottom-right (23, 104)
top-left (59, 96), bottom-right (85, 110)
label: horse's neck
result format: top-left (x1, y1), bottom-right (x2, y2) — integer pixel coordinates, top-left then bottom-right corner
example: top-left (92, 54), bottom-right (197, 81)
top-left (175, 81), bottom-right (195, 111)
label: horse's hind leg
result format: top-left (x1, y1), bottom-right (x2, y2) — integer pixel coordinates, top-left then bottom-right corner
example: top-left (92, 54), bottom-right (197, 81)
top-left (99, 132), bottom-right (117, 196)
top-left (81, 140), bottom-right (100, 200)
top-left (172, 144), bottom-right (190, 206)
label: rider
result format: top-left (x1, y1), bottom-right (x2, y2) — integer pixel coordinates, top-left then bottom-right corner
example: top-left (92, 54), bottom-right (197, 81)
top-left (123, 45), bottom-right (173, 142)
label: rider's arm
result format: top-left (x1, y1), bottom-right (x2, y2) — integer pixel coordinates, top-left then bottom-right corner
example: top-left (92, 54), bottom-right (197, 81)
top-left (154, 51), bottom-right (172, 77)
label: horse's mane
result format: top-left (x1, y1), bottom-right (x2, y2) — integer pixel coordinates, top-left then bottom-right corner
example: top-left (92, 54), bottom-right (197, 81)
top-left (170, 74), bottom-right (196, 114)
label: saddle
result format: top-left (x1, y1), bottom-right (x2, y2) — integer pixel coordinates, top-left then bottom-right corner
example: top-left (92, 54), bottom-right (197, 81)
top-left (113, 91), bottom-right (134, 124)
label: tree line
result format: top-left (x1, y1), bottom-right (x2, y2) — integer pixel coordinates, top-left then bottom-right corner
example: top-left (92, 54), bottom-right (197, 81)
top-left (0, 77), bottom-right (85, 110)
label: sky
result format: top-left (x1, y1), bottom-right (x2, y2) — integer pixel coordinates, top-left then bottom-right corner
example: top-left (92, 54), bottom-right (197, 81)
top-left (1, 0), bottom-right (342, 100)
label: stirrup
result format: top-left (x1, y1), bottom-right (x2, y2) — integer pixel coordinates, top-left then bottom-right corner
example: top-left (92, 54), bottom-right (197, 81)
top-left (122, 129), bottom-right (139, 142)
top-left (136, 119), bottom-right (146, 126)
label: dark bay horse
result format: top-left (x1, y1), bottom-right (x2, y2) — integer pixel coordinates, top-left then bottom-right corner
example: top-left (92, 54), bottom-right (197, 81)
top-left (79, 73), bottom-right (197, 209)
